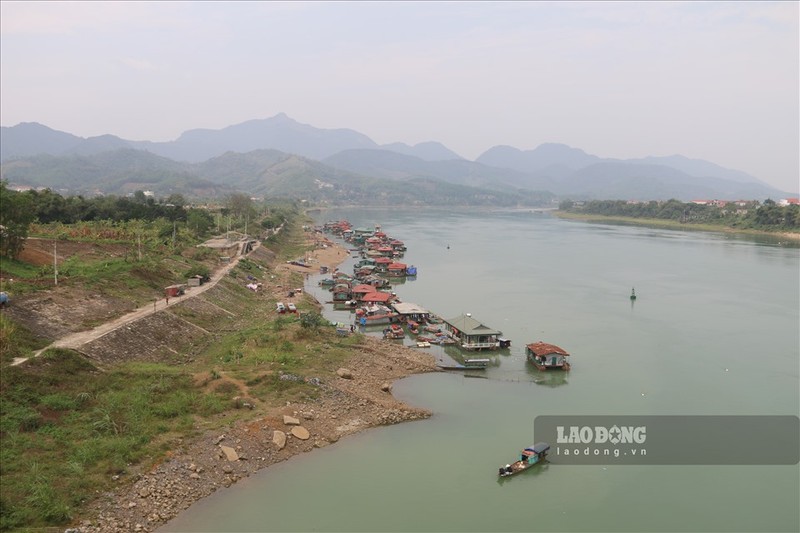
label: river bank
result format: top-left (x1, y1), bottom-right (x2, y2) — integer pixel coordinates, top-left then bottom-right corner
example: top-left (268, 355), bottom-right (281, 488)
top-left (554, 210), bottom-right (800, 242)
top-left (67, 239), bottom-right (439, 533)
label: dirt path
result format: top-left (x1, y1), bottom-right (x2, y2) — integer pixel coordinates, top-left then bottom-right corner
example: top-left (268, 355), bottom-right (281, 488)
top-left (11, 241), bottom-right (259, 366)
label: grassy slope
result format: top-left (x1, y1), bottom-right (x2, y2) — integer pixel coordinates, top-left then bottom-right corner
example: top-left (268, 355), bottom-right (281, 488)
top-left (0, 214), bottom-right (359, 531)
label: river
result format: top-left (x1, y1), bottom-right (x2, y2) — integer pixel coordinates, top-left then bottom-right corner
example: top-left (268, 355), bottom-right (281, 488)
top-left (161, 208), bottom-right (799, 532)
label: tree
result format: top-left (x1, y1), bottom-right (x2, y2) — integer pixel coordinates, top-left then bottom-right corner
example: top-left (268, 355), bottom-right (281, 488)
top-left (225, 193), bottom-right (256, 222)
top-left (187, 208), bottom-right (213, 236)
top-left (0, 182), bottom-right (35, 259)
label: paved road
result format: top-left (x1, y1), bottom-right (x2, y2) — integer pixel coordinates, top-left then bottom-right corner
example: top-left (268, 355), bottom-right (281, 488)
top-left (11, 241), bottom-right (258, 366)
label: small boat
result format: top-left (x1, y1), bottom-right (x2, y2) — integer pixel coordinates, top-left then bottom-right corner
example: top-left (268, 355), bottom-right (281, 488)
top-left (436, 358), bottom-right (489, 370)
top-left (383, 324), bottom-right (405, 339)
top-left (498, 442), bottom-right (550, 477)
top-left (630, 287), bottom-right (637, 300)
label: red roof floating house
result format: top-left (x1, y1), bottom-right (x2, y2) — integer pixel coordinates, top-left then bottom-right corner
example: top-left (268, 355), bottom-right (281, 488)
top-left (361, 291), bottom-right (393, 304)
top-left (387, 262), bottom-right (407, 277)
top-left (525, 342), bottom-right (571, 371)
top-left (352, 284), bottom-right (378, 300)
top-left (374, 256), bottom-right (393, 272)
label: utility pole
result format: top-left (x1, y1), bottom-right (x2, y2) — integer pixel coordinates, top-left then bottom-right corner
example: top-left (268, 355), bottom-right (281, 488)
top-left (172, 221), bottom-right (177, 249)
top-left (53, 240), bottom-right (58, 286)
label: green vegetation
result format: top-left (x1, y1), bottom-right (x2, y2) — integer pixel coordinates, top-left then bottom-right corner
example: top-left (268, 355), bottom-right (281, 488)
top-left (0, 182), bottom-right (35, 259)
top-left (558, 199), bottom-right (800, 233)
top-left (0, 205), bottom-right (365, 531)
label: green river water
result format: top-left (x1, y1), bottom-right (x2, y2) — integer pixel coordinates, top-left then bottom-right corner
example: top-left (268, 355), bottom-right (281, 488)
top-left (161, 209), bottom-right (799, 532)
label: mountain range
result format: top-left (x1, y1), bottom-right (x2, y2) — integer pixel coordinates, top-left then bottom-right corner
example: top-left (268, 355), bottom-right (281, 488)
top-left (1, 114), bottom-right (793, 204)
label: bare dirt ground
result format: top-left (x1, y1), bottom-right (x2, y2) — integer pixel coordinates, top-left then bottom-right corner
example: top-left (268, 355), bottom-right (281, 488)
top-left (3, 239), bottom-right (143, 342)
top-left (10, 240), bottom-right (252, 365)
top-left (10, 233), bottom-right (441, 532)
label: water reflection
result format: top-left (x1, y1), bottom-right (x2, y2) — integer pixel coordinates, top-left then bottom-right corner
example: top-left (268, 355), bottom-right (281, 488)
top-left (524, 365), bottom-right (569, 387)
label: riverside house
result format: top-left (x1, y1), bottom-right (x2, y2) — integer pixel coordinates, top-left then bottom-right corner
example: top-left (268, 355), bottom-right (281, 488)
top-left (443, 313), bottom-right (503, 351)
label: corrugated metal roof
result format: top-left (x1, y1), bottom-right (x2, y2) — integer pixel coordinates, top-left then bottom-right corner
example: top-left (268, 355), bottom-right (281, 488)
top-left (361, 292), bottom-right (392, 302)
top-left (526, 342), bottom-right (570, 356)
top-left (352, 284), bottom-right (377, 293)
top-left (392, 302), bottom-right (429, 315)
top-left (444, 314), bottom-right (501, 336)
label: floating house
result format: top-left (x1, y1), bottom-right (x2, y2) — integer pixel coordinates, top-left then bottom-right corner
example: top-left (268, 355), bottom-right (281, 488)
top-left (351, 284), bottom-right (377, 300)
top-left (356, 304), bottom-right (399, 325)
top-left (374, 257), bottom-right (393, 273)
top-left (360, 291), bottom-right (394, 305)
top-left (386, 262), bottom-right (408, 277)
top-left (443, 313), bottom-right (503, 351)
top-left (391, 302), bottom-right (431, 323)
top-left (525, 342), bottom-right (571, 371)
top-left (332, 281), bottom-right (352, 301)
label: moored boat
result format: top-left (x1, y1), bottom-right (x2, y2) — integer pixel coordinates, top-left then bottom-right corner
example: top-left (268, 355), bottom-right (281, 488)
top-left (383, 324), bottom-right (405, 339)
top-left (436, 357), bottom-right (489, 370)
top-left (498, 442), bottom-right (550, 477)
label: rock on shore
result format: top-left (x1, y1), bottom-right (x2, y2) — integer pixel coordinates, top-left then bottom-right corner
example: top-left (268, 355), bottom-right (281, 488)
top-left (69, 336), bottom-right (438, 532)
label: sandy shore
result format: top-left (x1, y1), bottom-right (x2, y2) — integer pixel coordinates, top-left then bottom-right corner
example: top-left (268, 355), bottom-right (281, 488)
top-left (69, 237), bottom-right (439, 533)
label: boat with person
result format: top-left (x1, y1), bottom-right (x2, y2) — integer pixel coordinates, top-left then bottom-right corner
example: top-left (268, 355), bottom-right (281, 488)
top-left (498, 442), bottom-right (550, 477)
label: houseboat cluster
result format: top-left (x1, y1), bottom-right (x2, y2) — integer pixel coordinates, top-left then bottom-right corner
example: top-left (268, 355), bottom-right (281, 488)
top-left (318, 220), bottom-right (573, 372)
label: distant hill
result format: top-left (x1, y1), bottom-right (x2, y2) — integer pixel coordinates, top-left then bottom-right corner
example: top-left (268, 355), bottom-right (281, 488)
top-left (0, 149), bottom-right (228, 197)
top-left (477, 143), bottom-right (601, 176)
top-left (323, 149), bottom-right (556, 192)
top-left (0, 147), bottom-right (554, 207)
top-left (128, 113), bottom-right (378, 162)
top-left (475, 143), bottom-right (789, 200)
top-left (0, 122), bottom-right (84, 158)
top-left (1, 115), bottom-right (793, 201)
top-left (378, 141), bottom-right (464, 161)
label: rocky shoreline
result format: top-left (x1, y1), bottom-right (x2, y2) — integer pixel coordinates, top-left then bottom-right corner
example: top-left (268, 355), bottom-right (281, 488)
top-left (67, 336), bottom-right (438, 533)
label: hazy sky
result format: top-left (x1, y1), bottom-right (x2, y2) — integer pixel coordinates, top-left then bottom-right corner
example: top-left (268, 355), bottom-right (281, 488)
top-left (1, 1), bottom-right (798, 192)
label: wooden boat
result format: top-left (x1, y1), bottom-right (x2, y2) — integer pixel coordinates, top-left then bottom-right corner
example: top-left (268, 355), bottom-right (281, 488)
top-left (383, 324), bottom-right (405, 339)
top-left (436, 358), bottom-right (490, 370)
top-left (526, 341), bottom-right (571, 371)
top-left (498, 442), bottom-right (550, 477)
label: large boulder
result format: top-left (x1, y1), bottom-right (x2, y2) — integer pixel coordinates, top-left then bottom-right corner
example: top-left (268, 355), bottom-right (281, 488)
top-left (291, 426), bottom-right (310, 440)
top-left (336, 368), bottom-right (353, 379)
top-left (219, 445), bottom-right (239, 462)
top-left (283, 415), bottom-right (301, 425)
top-left (272, 430), bottom-right (287, 449)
